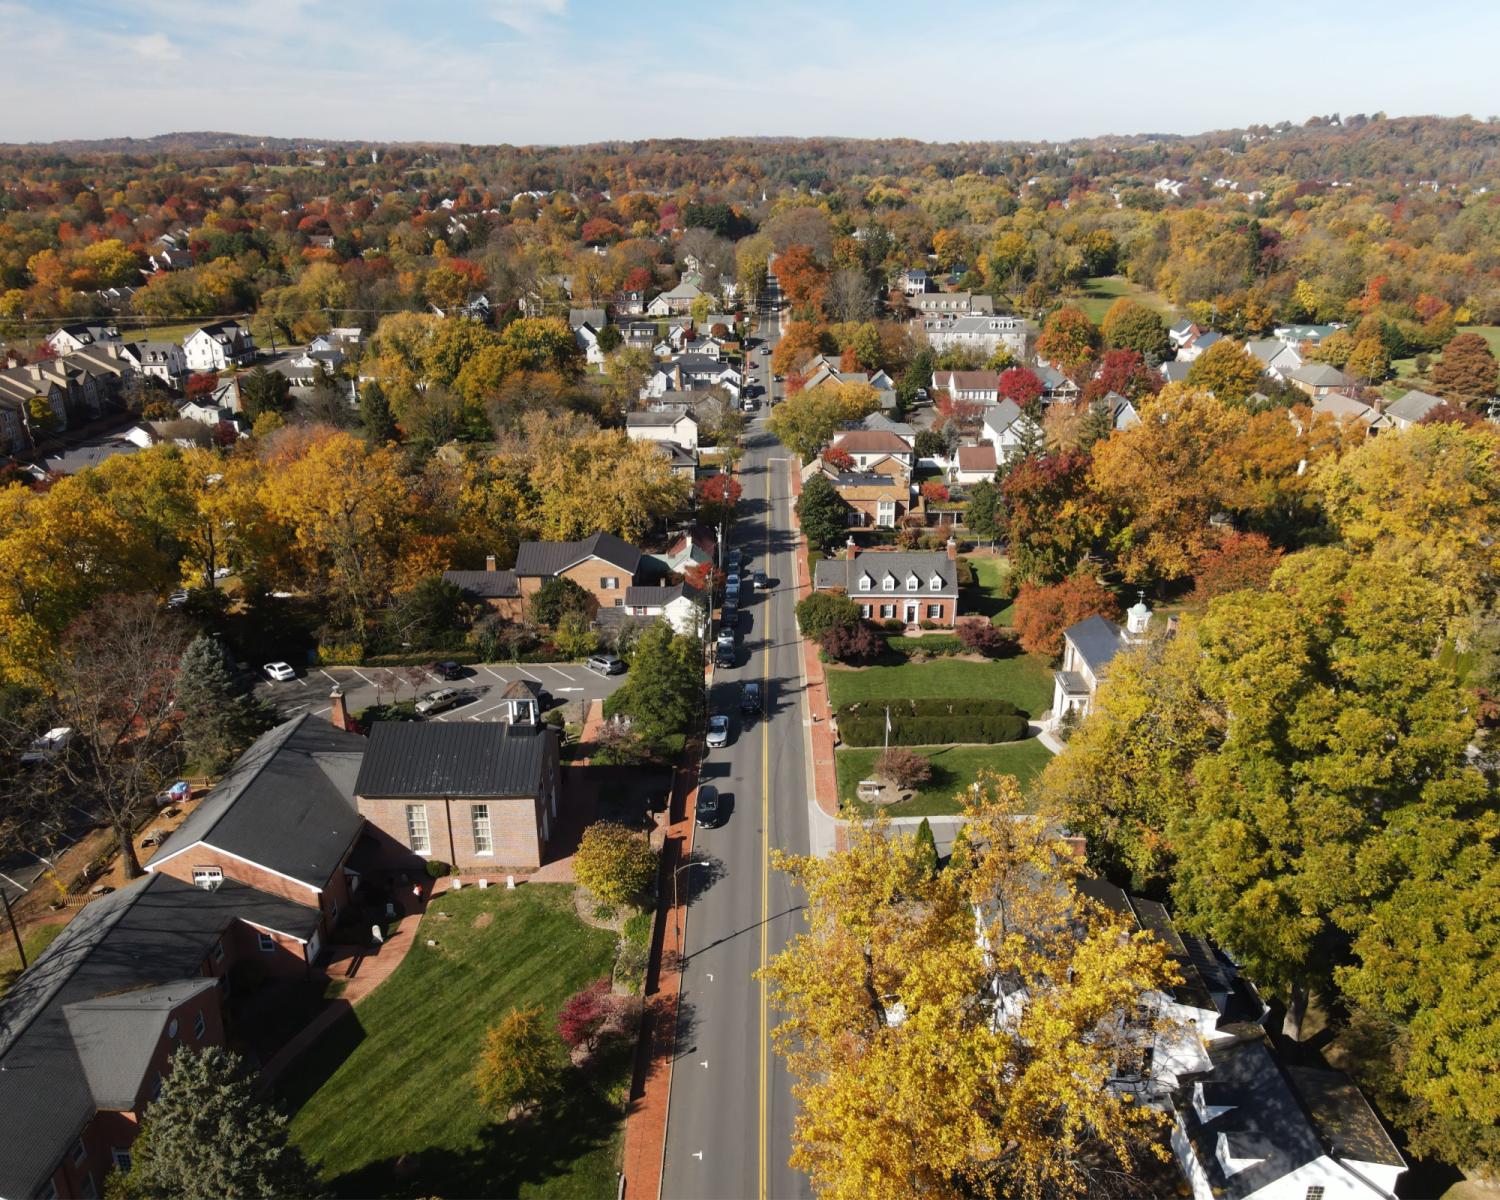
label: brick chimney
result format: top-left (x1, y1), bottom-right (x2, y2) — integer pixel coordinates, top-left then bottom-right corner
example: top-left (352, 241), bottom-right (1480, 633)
top-left (946, 536), bottom-right (958, 561)
top-left (329, 687), bottom-right (353, 732)
top-left (1059, 834), bottom-right (1088, 861)
top-left (845, 536), bottom-right (858, 561)
top-left (485, 553), bottom-right (497, 572)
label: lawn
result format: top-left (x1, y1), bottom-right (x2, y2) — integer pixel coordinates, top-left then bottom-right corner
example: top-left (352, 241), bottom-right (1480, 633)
top-left (113, 320), bottom-right (205, 345)
top-left (1388, 324), bottom-right (1499, 393)
top-left (836, 740), bottom-right (1055, 817)
top-left (826, 654), bottom-right (1053, 718)
top-left (1075, 275), bottom-right (1175, 325)
top-left (0, 923), bottom-right (66, 998)
top-left (283, 885), bottom-right (626, 1199)
top-left (965, 555), bottom-right (1015, 626)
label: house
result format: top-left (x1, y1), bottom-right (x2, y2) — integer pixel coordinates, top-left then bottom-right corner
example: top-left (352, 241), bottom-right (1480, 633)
top-left (569, 308), bottom-right (609, 366)
top-left (649, 527), bottom-right (717, 575)
top-left (699, 312), bottom-right (736, 337)
top-left (909, 291), bottom-right (995, 317)
top-left (147, 246), bottom-right (193, 273)
top-left (1243, 338), bottom-right (1303, 381)
top-left (327, 326), bottom-right (364, 347)
top-left (1310, 393), bottom-right (1389, 433)
top-left (183, 322), bottom-right (254, 372)
top-left (626, 409), bottom-right (699, 451)
top-left (646, 280), bottom-right (702, 316)
top-left (802, 364), bottom-right (897, 411)
top-left (1384, 388), bottom-right (1445, 430)
top-left (1272, 323), bottom-right (1342, 347)
top-left (431, 293), bottom-right (492, 323)
top-left (1051, 601), bottom-right (1153, 724)
top-left (952, 442), bottom-right (998, 484)
top-left (1168, 320), bottom-right (1202, 350)
top-left (825, 469), bottom-right (917, 529)
top-left (621, 319), bottom-right (657, 349)
top-left (900, 267), bottom-right (932, 295)
top-left (932, 370), bottom-right (1002, 404)
top-left (829, 428), bottom-right (914, 473)
top-left (0, 364), bottom-right (71, 442)
top-left (443, 554), bottom-right (524, 620)
top-left (814, 542), bottom-right (961, 627)
top-left (514, 531), bottom-right (644, 610)
top-left (1171, 1038), bottom-right (1404, 1200)
top-left (121, 341), bottom-right (186, 387)
top-left (1288, 362), bottom-right (1354, 398)
top-left (980, 400), bottom-right (1043, 458)
top-left (641, 355), bottom-right (741, 399)
top-left (354, 721), bottom-right (561, 871)
top-left (179, 398), bottom-right (234, 426)
top-left (46, 324), bottom-right (120, 355)
top-left (624, 582), bottom-right (705, 636)
top-left (1033, 363), bottom-right (1081, 402)
top-left (123, 420), bottom-right (214, 450)
top-left (1175, 330), bottom-right (1223, 363)
top-left (1160, 360), bottom-right (1193, 385)
top-left (652, 439), bottom-right (699, 479)
top-left (859, 411), bottom-right (916, 445)
top-left (921, 314), bottom-right (1029, 359)
top-left (610, 290), bottom-right (648, 317)
top-left (1090, 390), bottom-right (1141, 432)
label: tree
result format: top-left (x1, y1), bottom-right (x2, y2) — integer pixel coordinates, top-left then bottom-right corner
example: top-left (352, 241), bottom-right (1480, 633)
top-left (771, 321), bottom-right (829, 377)
top-left (1184, 338), bottom-right (1265, 404)
top-left (1345, 335), bottom-right (1390, 385)
top-left (1432, 331), bottom-right (1499, 408)
top-left (827, 267), bottom-right (875, 323)
top-left (1034, 305), bottom-right (1101, 377)
top-left (820, 620), bottom-right (884, 663)
top-left (553, 610), bottom-right (599, 659)
top-left (877, 747), bottom-right (934, 791)
top-left (609, 621), bottom-right (702, 746)
top-left (573, 820), bottom-right (659, 906)
top-left (820, 446), bottom-right (855, 473)
top-left (1001, 450), bottom-right (1106, 584)
top-left (528, 576), bottom-right (596, 629)
top-left (997, 367), bottom-right (1043, 408)
top-left (386, 576), bottom-right (470, 648)
top-left (474, 1006), bottom-right (559, 1119)
top-left (1013, 573), bottom-right (1123, 659)
top-left (912, 815), bottom-right (939, 877)
top-left (1082, 348), bottom-right (1162, 404)
top-left (43, 596), bottom-right (187, 879)
top-left (774, 244), bottom-right (828, 316)
top-left (557, 978), bottom-right (618, 1054)
top-left (110, 1045), bottom-right (320, 1199)
top-left (1100, 298), bottom-right (1170, 366)
top-left (768, 380), bottom-right (881, 461)
top-left (696, 473), bottom-right (742, 527)
top-left (174, 636), bottom-right (275, 772)
top-left (955, 617), bottom-right (1008, 656)
top-left (1191, 531), bottom-right (1282, 601)
top-left (795, 473), bottom-right (850, 552)
top-left (596, 324), bottom-right (623, 353)
top-left (237, 367), bottom-right (291, 421)
top-left (962, 479), bottom-right (1004, 539)
top-left (359, 379), bottom-right (397, 443)
top-left (795, 590), bottom-right (862, 641)
top-left (761, 778), bottom-right (1176, 1200)
top-left (912, 428), bottom-right (946, 460)
top-left (918, 481), bottom-right (949, 504)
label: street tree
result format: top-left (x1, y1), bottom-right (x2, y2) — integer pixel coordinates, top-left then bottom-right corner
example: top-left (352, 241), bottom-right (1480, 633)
top-left (608, 621), bottom-right (702, 748)
top-left (795, 472), bottom-right (851, 551)
top-left (572, 820), bottom-right (660, 906)
top-left (768, 381), bottom-right (880, 461)
top-left (174, 636), bottom-right (276, 772)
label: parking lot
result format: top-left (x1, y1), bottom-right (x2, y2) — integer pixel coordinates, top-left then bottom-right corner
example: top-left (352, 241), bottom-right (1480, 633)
top-left (254, 659), bottom-right (629, 722)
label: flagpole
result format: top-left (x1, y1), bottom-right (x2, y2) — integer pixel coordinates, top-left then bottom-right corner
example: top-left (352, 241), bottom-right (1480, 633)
top-left (884, 705), bottom-right (890, 755)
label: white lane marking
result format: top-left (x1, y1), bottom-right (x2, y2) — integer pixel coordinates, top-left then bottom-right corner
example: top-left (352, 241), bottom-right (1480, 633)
top-left (0, 871), bottom-right (29, 893)
top-left (484, 666), bottom-right (509, 681)
top-left (319, 668), bottom-right (340, 685)
top-left (547, 666), bottom-right (577, 681)
top-left (313, 706), bottom-right (330, 718)
top-left (692, 1152), bottom-right (704, 1161)
top-left (555, 686), bottom-right (582, 693)
top-left (350, 667), bottom-right (380, 688)
top-left (465, 698), bottom-right (514, 720)
top-left (518, 667), bottom-right (541, 681)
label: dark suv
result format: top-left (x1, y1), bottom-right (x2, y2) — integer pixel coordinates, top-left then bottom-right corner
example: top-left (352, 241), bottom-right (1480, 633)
top-left (741, 681), bottom-right (762, 715)
top-left (696, 784), bottom-right (721, 828)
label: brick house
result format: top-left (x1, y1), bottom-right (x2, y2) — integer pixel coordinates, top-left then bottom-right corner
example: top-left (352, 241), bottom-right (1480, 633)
top-left (813, 541), bottom-right (961, 626)
top-left (354, 722), bottom-right (562, 872)
top-left (829, 470), bottom-right (918, 528)
top-left (443, 553), bottom-right (524, 620)
top-left (515, 531), bottom-right (644, 611)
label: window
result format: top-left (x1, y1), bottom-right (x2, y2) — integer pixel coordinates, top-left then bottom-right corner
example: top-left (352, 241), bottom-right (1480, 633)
top-left (879, 604), bottom-right (896, 619)
top-left (1305, 1191), bottom-right (1325, 1200)
top-left (191, 866), bottom-right (223, 890)
top-left (257, 932), bottom-right (275, 953)
top-left (600, 576), bottom-right (619, 589)
top-left (927, 604), bottom-right (943, 620)
top-left (858, 573), bottom-right (873, 591)
top-left (472, 804), bottom-right (493, 855)
top-left (881, 575), bottom-right (895, 592)
top-left (906, 574), bottom-right (919, 590)
top-left (167, 1018), bottom-right (178, 1039)
top-left (929, 575), bottom-right (943, 591)
top-left (405, 803), bottom-right (430, 854)
top-left (193, 1011), bottom-right (206, 1040)
top-left (111, 1150), bottom-right (131, 1173)
top-left (859, 604), bottom-right (871, 618)
top-left (876, 499), bottom-right (896, 527)
top-left (212, 940), bottom-right (225, 963)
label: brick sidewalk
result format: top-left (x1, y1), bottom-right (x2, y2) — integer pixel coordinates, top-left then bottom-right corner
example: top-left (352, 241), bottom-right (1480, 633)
top-left (788, 463), bottom-right (841, 822)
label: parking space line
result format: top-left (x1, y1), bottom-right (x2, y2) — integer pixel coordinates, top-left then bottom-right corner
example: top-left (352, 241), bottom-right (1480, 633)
top-left (319, 668), bottom-right (340, 685)
top-left (0, 871), bottom-right (29, 893)
top-left (517, 667), bottom-right (541, 681)
top-left (313, 706), bottom-right (330, 718)
top-left (547, 666), bottom-right (577, 681)
top-left (483, 666), bottom-right (509, 682)
top-left (465, 698), bottom-right (512, 720)
top-left (350, 668), bottom-right (380, 688)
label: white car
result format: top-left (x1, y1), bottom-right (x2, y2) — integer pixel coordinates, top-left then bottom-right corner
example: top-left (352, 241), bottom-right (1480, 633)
top-left (415, 687), bottom-right (461, 716)
top-left (263, 662), bottom-right (297, 682)
top-left (706, 714), bottom-right (730, 749)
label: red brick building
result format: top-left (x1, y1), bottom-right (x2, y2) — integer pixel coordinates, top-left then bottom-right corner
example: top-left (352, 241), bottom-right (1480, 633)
top-left (812, 539), bottom-right (962, 627)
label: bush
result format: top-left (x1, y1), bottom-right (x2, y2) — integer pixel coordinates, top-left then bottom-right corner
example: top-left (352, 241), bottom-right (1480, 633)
top-left (316, 641), bottom-right (364, 666)
top-left (956, 619), bottom-right (1011, 657)
top-left (836, 698), bottom-right (1027, 746)
top-left (886, 634), bottom-right (964, 656)
top-left (425, 859), bottom-right (451, 878)
top-left (882, 618), bottom-right (905, 632)
top-left (796, 591), bottom-right (862, 640)
top-left (820, 621), bottom-right (885, 664)
top-left (877, 747), bottom-right (933, 789)
top-left (574, 821), bottom-right (659, 905)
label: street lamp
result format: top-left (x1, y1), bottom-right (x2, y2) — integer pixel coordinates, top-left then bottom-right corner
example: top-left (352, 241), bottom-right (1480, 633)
top-left (672, 857), bottom-right (709, 947)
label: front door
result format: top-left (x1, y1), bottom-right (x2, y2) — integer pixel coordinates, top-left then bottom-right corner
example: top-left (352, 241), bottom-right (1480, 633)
top-left (905, 603), bottom-right (918, 624)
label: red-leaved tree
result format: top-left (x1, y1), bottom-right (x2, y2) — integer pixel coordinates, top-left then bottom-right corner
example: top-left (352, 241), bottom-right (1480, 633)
top-left (696, 474), bottom-right (742, 525)
top-left (821, 621), bottom-right (884, 663)
top-left (186, 371), bottom-right (219, 400)
top-left (1191, 531), bottom-right (1283, 601)
top-left (998, 367), bottom-right (1043, 407)
top-left (1081, 349), bottom-right (1162, 404)
top-left (955, 618), bottom-right (1010, 657)
top-left (1012, 573), bottom-right (1122, 659)
top-left (920, 481), bottom-right (950, 504)
top-left (683, 561), bottom-right (726, 597)
top-left (821, 446), bottom-right (855, 473)
top-left (558, 979), bottom-right (615, 1053)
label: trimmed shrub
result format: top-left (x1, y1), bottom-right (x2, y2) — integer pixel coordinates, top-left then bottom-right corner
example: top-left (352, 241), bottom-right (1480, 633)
top-left (821, 621), bottom-right (885, 664)
top-left (886, 634), bottom-right (964, 656)
top-left (425, 859), bottom-right (451, 878)
top-left (878, 747), bottom-right (934, 789)
top-left (836, 699), bottom-right (1027, 746)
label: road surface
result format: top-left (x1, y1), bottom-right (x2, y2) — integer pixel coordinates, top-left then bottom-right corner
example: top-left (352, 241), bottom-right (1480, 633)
top-left (662, 321), bottom-right (813, 1199)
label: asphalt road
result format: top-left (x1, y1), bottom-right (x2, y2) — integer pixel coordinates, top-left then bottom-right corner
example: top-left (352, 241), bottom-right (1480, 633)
top-left (253, 660), bottom-right (627, 723)
top-left (662, 319), bottom-right (813, 1199)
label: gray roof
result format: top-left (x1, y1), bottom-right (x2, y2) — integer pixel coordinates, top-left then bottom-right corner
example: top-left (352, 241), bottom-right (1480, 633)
top-left (148, 715), bottom-right (366, 889)
top-left (627, 410), bottom-right (697, 428)
top-left (568, 307), bottom-right (607, 330)
top-left (983, 398), bottom-right (1027, 434)
top-left (1064, 614), bottom-right (1125, 674)
top-left (355, 721), bottom-right (552, 798)
top-left (1386, 388), bottom-right (1444, 424)
top-left (64, 978), bottom-right (219, 1109)
top-left (625, 583), bottom-right (696, 607)
top-left (814, 551), bottom-right (958, 597)
top-left (1290, 362), bottom-right (1351, 387)
top-left (514, 532), bottom-right (641, 578)
top-left (0, 873), bottom-right (319, 1198)
top-left (1285, 1066), bottom-right (1404, 1168)
top-left (443, 568), bottom-right (519, 599)
top-left (1161, 361), bottom-right (1192, 383)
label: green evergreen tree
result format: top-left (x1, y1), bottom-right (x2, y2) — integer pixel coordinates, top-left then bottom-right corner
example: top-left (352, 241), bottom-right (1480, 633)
top-left (963, 479), bottom-right (1004, 539)
top-left (237, 367), bottom-right (291, 422)
top-left (174, 636), bottom-right (276, 771)
top-left (1077, 398), bottom-right (1117, 450)
top-left (359, 379), bottom-right (397, 443)
top-left (611, 621), bottom-right (703, 748)
top-left (110, 1046), bottom-right (321, 1199)
top-left (912, 817), bottom-right (939, 878)
top-left (796, 472), bottom-right (849, 552)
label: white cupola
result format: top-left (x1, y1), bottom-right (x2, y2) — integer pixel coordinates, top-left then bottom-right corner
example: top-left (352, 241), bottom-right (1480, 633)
top-left (1125, 592), bottom-right (1152, 637)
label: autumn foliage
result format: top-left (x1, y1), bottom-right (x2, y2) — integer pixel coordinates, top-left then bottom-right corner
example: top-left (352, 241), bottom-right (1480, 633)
top-left (997, 367), bottom-right (1043, 407)
top-left (1012, 573), bottom-right (1123, 659)
top-left (1191, 531), bottom-right (1283, 601)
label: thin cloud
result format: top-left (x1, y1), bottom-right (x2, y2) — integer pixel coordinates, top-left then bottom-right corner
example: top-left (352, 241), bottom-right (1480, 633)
top-left (489, 0), bottom-right (567, 35)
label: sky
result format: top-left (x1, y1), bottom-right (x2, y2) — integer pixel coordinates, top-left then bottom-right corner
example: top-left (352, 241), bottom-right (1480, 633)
top-left (3, 0), bottom-right (1498, 146)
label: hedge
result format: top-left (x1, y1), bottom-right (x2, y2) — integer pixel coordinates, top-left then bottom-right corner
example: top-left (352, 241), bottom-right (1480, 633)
top-left (885, 634), bottom-right (964, 656)
top-left (838, 713), bottom-right (1029, 746)
top-left (837, 698), bottom-right (1022, 721)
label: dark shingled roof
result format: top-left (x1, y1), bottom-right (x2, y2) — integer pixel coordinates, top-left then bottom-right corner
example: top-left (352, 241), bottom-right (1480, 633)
top-left (514, 532), bottom-right (641, 578)
top-left (0, 874), bottom-right (319, 1198)
top-left (814, 551), bottom-right (958, 597)
top-left (356, 721), bottom-right (552, 798)
top-left (625, 583), bottom-right (698, 607)
top-left (1286, 1066), bottom-right (1404, 1168)
top-left (443, 568), bottom-right (519, 599)
top-left (64, 978), bottom-right (220, 1110)
top-left (1064, 614), bottom-right (1125, 674)
top-left (148, 715), bottom-right (366, 889)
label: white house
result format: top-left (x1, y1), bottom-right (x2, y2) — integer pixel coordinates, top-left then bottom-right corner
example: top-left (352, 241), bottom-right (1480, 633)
top-left (624, 583), bottom-right (705, 636)
top-left (921, 314), bottom-right (1029, 359)
top-left (900, 267), bottom-right (931, 296)
top-left (980, 399), bottom-right (1042, 458)
top-left (647, 281), bottom-right (702, 316)
top-left (909, 291), bottom-right (995, 317)
top-left (120, 341), bottom-right (187, 387)
top-left (46, 324), bottom-right (120, 356)
top-left (641, 355), bottom-right (741, 399)
top-left (1090, 390), bottom-right (1141, 432)
top-left (183, 322), bottom-right (255, 372)
top-left (569, 308), bottom-right (609, 366)
top-left (1168, 320), bottom-right (1202, 351)
top-left (1050, 601), bottom-right (1153, 725)
top-left (932, 370), bottom-right (1002, 404)
top-left (1243, 338), bottom-right (1303, 381)
top-left (625, 409), bottom-right (699, 451)
top-left (951, 443), bottom-right (998, 484)
top-left (1175, 330), bottom-right (1223, 363)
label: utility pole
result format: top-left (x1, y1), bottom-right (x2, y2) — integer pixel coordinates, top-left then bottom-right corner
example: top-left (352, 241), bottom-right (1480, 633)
top-left (1, 887), bottom-right (26, 970)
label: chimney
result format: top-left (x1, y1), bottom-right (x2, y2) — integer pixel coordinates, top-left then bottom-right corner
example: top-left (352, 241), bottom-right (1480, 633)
top-left (845, 536), bottom-right (858, 561)
top-left (329, 688), bottom-right (353, 732)
top-left (946, 536), bottom-right (958, 561)
top-left (1059, 834), bottom-right (1088, 861)
top-left (485, 553), bottom-right (497, 572)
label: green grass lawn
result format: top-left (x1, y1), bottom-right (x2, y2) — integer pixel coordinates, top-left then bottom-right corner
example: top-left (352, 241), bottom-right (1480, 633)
top-left (0, 923), bottom-right (66, 998)
top-left (112, 320), bottom-right (205, 345)
top-left (837, 740), bottom-right (1055, 816)
top-left (1075, 275), bottom-right (1175, 325)
top-left (965, 556), bottom-right (1015, 626)
top-left (1387, 324), bottom-right (1499, 395)
top-left (283, 885), bottom-right (626, 1199)
top-left (826, 654), bottom-right (1053, 717)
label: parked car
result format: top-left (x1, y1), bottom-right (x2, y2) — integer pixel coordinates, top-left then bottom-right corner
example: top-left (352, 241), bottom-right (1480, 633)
top-left (741, 397), bottom-right (757, 412)
top-left (586, 653), bottom-right (626, 675)
top-left (715, 641), bottom-right (735, 668)
top-left (166, 589), bottom-right (188, 609)
top-left (696, 783), bottom-right (721, 828)
top-left (19, 726), bottom-right (73, 767)
top-left (263, 661), bottom-right (297, 682)
top-left (721, 600), bottom-right (738, 627)
top-left (741, 681), bottom-right (762, 714)
top-left (415, 687), bottom-right (461, 716)
top-left (431, 660), bottom-right (466, 680)
top-left (753, 570), bottom-right (767, 590)
top-left (706, 714), bottom-right (730, 748)
top-left (759, 346), bottom-right (770, 356)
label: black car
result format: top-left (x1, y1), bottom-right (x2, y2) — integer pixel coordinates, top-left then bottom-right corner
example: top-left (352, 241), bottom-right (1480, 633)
top-left (696, 783), bottom-right (721, 828)
top-left (741, 681), bottom-right (762, 714)
top-left (715, 640), bottom-right (735, 668)
top-left (432, 660), bottom-right (466, 680)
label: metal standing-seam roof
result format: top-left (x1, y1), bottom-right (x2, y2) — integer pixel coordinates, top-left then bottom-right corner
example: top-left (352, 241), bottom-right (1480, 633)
top-left (355, 721), bottom-right (552, 797)
top-left (1063, 615), bottom-right (1126, 675)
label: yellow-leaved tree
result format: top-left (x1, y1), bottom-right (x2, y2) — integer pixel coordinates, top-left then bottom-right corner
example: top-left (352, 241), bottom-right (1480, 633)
top-left (762, 775), bottom-right (1177, 1200)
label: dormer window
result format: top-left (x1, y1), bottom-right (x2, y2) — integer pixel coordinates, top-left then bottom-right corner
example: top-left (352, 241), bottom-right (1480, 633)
top-left (882, 575), bottom-right (895, 592)
top-left (929, 574), bottom-right (943, 591)
top-left (906, 574), bottom-right (919, 590)
top-left (192, 866), bottom-right (223, 891)
top-left (858, 573), bottom-right (874, 591)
